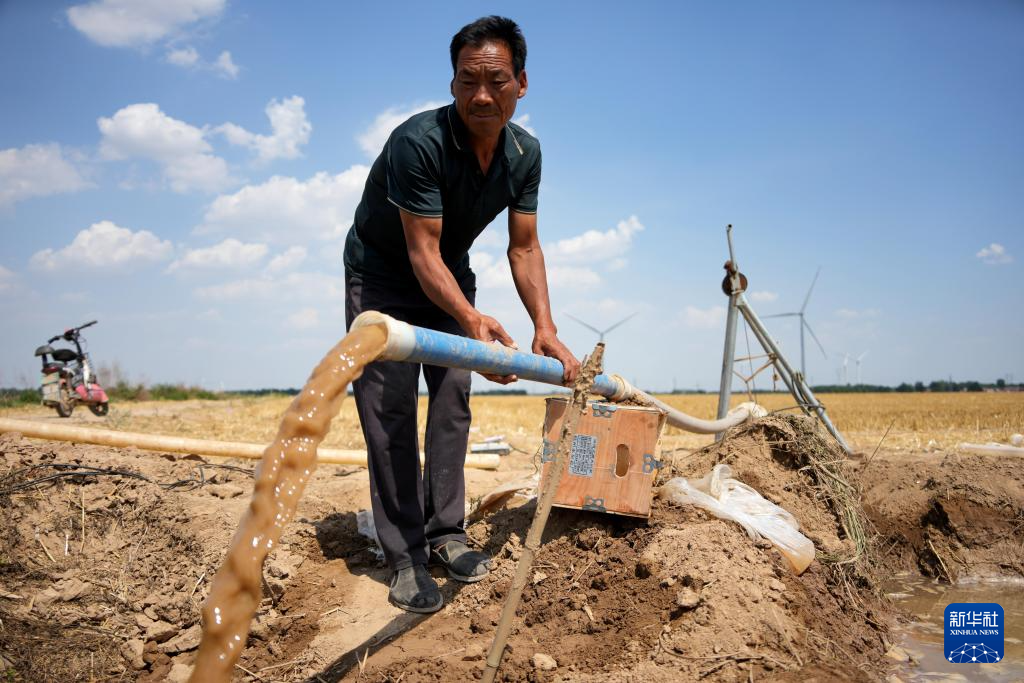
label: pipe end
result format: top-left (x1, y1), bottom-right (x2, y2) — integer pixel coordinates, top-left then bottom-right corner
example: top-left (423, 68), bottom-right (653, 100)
top-left (350, 310), bottom-right (416, 361)
top-left (606, 374), bottom-right (632, 402)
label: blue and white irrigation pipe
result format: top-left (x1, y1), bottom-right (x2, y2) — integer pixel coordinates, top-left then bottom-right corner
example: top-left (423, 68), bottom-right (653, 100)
top-left (352, 311), bottom-right (764, 434)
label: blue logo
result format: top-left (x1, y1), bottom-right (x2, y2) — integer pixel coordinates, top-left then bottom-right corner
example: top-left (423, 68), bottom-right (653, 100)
top-left (944, 602), bottom-right (1003, 664)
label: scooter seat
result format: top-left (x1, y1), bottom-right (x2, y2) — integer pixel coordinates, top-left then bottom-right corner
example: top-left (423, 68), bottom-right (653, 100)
top-left (34, 345), bottom-right (55, 357)
top-left (52, 349), bottom-right (77, 362)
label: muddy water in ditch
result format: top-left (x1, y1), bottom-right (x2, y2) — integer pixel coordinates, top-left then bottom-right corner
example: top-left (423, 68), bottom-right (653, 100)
top-left (189, 324), bottom-right (387, 683)
top-left (886, 576), bottom-right (1024, 681)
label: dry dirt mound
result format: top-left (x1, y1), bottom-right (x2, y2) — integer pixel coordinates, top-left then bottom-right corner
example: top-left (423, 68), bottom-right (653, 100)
top-left (857, 448), bottom-right (1024, 582)
top-left (352, 415), bottom-right (890, 682)
top-left (0, 433), bottom-right (318, 682)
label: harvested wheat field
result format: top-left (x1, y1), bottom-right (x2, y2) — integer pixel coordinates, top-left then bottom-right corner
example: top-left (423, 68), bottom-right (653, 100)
top-left (1, 391), bottom-right (1022, 682)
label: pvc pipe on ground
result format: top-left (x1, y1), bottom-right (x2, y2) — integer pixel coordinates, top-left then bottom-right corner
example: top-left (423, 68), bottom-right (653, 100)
top-left (352, 311), bottom-right (763, 434)
top-left (0, 418), bottom-right (500, 470)
top-left (958, 442), bottom-right (1024, 456)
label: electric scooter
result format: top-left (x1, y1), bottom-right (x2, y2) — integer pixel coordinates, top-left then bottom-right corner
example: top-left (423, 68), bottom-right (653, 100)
top-left (34, 320), bottom-right (110, 417)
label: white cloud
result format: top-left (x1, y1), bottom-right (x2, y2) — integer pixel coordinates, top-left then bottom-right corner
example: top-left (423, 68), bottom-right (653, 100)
top-left (750, 290), bottom-right (778, 303)
top-left (165, 45), bottom-right (199, 67)
top-left (199, 167), bottom-right (369, 243)
top-left (195, 271), bottom-right (343, 302)
top-left (98, 103), bottom-right (233, 193)
top-left (194, 278), bottom-right (273, 300)
top-left (265, 246), bottom-right (307, 274)
top-left (214, 50), bottom-right (239, 79)
top-left (682, 305), bottom-right (726, 330)
top-left (976, 243), bottom-right (1013, 265)
top-left (286, 307), bottom-right (319, 330)
top-left (357, 101), bottom-right (447, 158)
top-left (167, 238), bottom-right (267, 273)
top-left (512, 113), bottom-right (535, 136)
top-left (0, 143), bottom-right (89, 208)
top-left (30, 220), bottom-right (172, 271)
top-left (67, 0), bottom-right (226, 48)
top-left (218, 96), bottom-right (311, 162)
top-left (470, 252), bottom-right (599, 290)
top-left (469, 215), bottom-right (641, 293)
top-left (0, 265), bottom-right (15, 293)
top-left (544, 215), bottom-right (644, 264)
top-left (548, 266), bottom-right (601, 288)
top-left (165, 46), bottom-right (241, 79)
top-left (470, 252), bottom-right (512, 289)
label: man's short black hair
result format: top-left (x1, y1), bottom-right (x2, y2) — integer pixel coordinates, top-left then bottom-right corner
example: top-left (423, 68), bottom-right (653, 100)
top-left (450, 16), bottom-right (527, 76)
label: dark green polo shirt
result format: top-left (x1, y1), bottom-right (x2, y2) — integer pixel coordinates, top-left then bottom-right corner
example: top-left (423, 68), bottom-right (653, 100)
top-left (344, 103), bottom-right (540, 284)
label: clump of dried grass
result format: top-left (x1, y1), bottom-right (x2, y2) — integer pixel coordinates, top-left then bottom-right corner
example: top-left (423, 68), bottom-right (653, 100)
top-left (736, 414), bottom-right (873, 570)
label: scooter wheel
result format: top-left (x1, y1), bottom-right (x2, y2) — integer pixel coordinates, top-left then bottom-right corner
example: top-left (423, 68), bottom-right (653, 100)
top-left (56, 387), bottom-right (74, 418)
top-left (89, 402), bottom-right (110, 417)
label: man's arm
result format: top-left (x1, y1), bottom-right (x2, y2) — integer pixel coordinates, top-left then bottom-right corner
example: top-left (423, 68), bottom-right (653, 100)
top-left (507, 210), bottom-right (581, 383)
top-left (399, 209), bottom-right (518, 384)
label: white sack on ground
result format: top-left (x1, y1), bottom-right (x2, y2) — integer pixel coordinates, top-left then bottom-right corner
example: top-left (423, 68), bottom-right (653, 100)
top-left (958, 442), bottom-right (1024, 456)
top-left (355, 509), bottom-right (385, 561)
top-left (659, 464), bottom-right (815, 574)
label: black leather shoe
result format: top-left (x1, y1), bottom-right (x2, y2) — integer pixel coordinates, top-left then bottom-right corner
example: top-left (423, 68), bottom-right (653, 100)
top-left (388, 564), bottom-right (443, 613)
top-left (430, 540), bottom-right (492, 583)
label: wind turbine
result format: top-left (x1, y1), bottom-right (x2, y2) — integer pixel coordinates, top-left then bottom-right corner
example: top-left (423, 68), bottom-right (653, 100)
top-left (763, 268), bottom-right (827, 379)
top-left (841, 353), bottom-right (851, 385)
top-left (855, 351), bottom-right (869, 384)
top-left (566, 312), bottom-right (638, 342)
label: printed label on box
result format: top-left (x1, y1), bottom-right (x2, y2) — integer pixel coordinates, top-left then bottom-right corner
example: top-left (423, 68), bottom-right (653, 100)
top-left (569, 434), bottom-right (597, 477)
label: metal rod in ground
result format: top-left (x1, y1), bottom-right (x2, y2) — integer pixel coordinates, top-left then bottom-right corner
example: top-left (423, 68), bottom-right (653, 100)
top-left (716, 294), bottom-right (740, 428)
top-left (481, 343), bottom-right (604, 683)
top-left (735, 298), bottom-right (802, 405)
top-left (736, 295), bottom-right (852, 454)
top-left (717, 224), bottom-right (744, 436)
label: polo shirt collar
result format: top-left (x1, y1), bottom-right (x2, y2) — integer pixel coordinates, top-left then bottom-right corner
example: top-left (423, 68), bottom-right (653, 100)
top-left (446, 104), bottom-right (524, 160)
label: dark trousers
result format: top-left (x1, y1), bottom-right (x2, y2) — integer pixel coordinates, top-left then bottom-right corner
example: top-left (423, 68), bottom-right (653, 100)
top-left (345, 273), bottom-right (475, 571)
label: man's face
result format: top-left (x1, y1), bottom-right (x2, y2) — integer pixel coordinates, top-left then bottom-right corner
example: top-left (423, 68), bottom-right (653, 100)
top-left (451, 40), bottom-right (527, 141)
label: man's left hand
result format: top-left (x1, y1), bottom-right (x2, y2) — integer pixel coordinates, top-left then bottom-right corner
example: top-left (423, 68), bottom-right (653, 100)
top-left (532, 329), bottom-right (580, 385)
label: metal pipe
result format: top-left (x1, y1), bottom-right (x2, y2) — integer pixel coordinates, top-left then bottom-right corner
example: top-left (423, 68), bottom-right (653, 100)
top-left (735, 296), bottom-right (852, 454)
top-left (351, 311), bottom-right (762, 434)
top-left (735, 297), bottom-right (801, 401)
top-left (716, 295), bottom-right (739, 428)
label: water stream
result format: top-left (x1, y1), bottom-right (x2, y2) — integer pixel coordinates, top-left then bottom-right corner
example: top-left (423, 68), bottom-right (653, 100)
top-left (189, 324), bottom-right (387, 683)
top-left (885, 575), bottom-right (1024, 681)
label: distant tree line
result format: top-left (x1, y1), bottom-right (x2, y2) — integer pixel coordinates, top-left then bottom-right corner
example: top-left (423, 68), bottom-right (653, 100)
top-left (813, 379), bottom-right (1018, 393)
top-left (666, 379), bottom-right (1021, 395)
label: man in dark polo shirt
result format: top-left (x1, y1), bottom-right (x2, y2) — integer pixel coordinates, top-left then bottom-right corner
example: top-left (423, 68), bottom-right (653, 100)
top-left (343, 16), bottom-right (579, 613)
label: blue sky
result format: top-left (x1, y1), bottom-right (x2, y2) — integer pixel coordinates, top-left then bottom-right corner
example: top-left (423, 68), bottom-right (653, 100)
top-left (1, 1), bottom-right (1021, 392)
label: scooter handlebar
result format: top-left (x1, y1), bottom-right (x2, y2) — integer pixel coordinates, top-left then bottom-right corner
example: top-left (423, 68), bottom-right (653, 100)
top-left (49, 321), bottom-right (97, 343)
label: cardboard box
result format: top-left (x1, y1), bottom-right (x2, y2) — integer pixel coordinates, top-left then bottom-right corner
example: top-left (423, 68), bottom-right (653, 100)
top-left (540, 398), bottom-right (667, 519)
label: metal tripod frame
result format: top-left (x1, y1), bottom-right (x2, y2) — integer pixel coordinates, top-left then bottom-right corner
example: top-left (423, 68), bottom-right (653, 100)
top-left (715, 225), bottom-right (851, 454)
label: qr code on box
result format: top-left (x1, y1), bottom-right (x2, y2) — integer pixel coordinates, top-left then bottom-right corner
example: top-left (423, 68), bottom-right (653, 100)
top-left (569, 435), bottom-right (598, 477)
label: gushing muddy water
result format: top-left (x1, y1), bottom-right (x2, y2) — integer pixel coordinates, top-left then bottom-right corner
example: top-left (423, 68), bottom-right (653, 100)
top-left (189, 324), bottom-right (387, 683)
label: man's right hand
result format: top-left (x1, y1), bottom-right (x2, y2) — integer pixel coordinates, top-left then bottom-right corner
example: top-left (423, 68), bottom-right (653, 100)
top-left (463, 312), bottom-right (519, 385)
